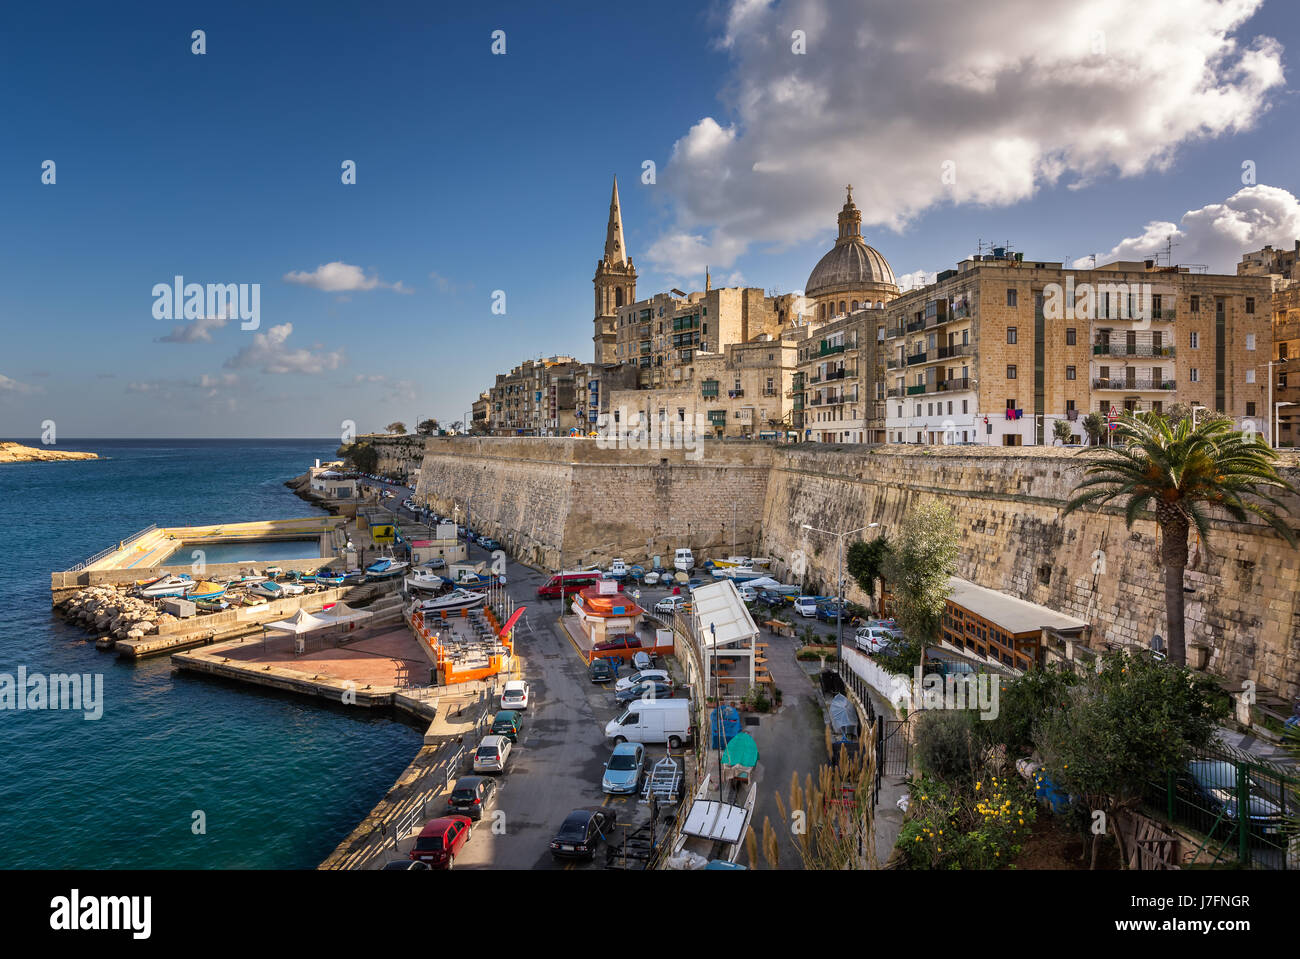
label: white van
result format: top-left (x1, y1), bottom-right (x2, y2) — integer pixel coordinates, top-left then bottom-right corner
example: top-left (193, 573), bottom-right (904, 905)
top-left (674, 548), bottom-right (694, 573)
top-left (794, 595), bottom-right (820, 617)
top-left (605, 698), bottom-right (692, 749)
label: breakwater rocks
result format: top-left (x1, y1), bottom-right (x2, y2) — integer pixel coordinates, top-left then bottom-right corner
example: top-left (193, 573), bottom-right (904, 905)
top-left (0, 441), bottom-right (98, 464)
top-left (55, 586), bottom-right (173, 647)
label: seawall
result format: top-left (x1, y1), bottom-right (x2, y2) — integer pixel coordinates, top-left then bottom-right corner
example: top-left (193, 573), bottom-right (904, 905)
top-left (413, 437), bottom-right (1300, 697)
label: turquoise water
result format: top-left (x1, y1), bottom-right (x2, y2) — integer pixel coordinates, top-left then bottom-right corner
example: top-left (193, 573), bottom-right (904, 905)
top-left (0, 439), bottom-right (421, 869)
top-left (162, 539), bottom-right (323, 567)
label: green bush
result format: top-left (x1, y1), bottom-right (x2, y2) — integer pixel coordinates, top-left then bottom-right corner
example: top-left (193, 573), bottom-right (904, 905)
top-left (914, 709), bottom-right (980, 784)
top-left (897, 773), bottom-right (1036, 869)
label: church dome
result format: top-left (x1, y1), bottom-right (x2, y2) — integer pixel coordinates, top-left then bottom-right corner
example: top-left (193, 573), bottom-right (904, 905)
top-left (805, 186), bottom-right (898, 299)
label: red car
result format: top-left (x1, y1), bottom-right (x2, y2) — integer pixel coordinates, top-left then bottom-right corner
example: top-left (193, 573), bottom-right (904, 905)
top-left (409, 815), bottom-right (472, 869)
top-left (593, 634), bottom-right (642, 652)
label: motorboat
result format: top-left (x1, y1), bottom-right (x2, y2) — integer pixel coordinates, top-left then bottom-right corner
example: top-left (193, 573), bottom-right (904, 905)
top-left (314, 570), bottom-right (347, 587)
top-left (405, 571), bottom-right (448, 592)
top-left (195, 599), bottom-right (230, 613)
top-left (418, 588), bottom-right (485, 613)
top-left (713, 563), bottom-right (762, 583)
top-left (643, 570), bottom-right (660, 586)
top-left (139, 574), bottom-right (196, 599)
top-left (278, 580), bottom-right (306, 597)
top-left (228, 574), bottom-right (269, 586)
top-left (608, 558), bottom-right (628, 579)
top-left (365, 557), bottom-right (411, 581)
top-left (248, 581), bottom-right (285, 600)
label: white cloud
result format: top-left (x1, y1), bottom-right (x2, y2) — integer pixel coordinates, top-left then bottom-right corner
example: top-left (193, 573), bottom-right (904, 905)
top-left (156, 313), bottom-right (229, 344)
top-left (224, 323), bottom-right (345, 375)
top-left (283, 261), bottom-right (409, 294)
top-left (897, 269), bottom-right (939, 291)
top-left (1076, 184), bottom-right (1300, 272)
top-left (649, 0), bottom-right (1284, 277)
top-left (0, 374), bottom-right (38, 395)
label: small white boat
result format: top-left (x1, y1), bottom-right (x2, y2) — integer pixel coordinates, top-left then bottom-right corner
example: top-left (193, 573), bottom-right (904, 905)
top-left (418, 589), bottom-right (485, 613)
top-left (229, 574), bottom-right (269, 586)
top-left (248, 581), bottom-right (285, 600)
top-left (278, 581), bottom-right (306, 597)
top-left (406, 571), bottom-right (448, 592)
top-left (666, 773), bottom-right (757, 868)
top-left (644, 571), bottom-right (660, 586)
top-left (140, 575), bottom-right (196, 599)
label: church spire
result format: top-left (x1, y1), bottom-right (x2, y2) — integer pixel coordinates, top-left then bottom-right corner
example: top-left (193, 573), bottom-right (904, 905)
top-left (604, 176), bottom-right (628, 266)
top-left (836, 183), bottom-right (863, 245)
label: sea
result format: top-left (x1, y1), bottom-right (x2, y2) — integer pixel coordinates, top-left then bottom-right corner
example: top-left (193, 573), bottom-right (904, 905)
top-left (0, 439), bottom-right (422, 869)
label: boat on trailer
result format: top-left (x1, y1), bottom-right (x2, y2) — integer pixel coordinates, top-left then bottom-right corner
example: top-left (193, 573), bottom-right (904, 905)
top-left (139, 574), bottom-right (197, 599)
top-left (365, 557), bottom-right (410, 581)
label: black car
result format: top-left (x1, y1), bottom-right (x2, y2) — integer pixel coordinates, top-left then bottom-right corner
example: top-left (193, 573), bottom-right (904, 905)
top-left (1176, 759), bottom-right (1287, 841)
top-left (588, 658), bottom-right (616, 683)
top-left (381, 859), bottom-right (431, 870)
top-left (550, 807), bottom-right (617, 860)
top-left (446, 775), bottom-right (499, 821)
top-left (614, 679), bottom-right (674, 704)
top-left (757, 588), bottom-right (791, 607)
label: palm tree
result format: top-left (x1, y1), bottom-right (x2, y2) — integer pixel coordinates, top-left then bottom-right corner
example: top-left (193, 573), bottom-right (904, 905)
top-left (1064, 412), bottom-right (1297, 665)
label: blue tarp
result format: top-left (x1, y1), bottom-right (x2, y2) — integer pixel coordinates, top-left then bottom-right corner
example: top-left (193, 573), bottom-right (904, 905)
top-left (710, 705), bottom-right (741, 748)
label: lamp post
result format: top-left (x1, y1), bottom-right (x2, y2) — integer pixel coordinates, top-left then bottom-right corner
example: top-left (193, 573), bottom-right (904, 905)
top-left (801, 522), bottom-right (879, 662)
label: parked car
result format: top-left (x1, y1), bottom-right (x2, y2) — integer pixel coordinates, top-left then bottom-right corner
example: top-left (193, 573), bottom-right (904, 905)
top-left (409, 815), bottom-right (472, 868)
top-left (423, 557), bottom-right (446, 570)
top-left (757, 587), bottom-right (791, 607)
top-left (382, 859), bottom-right (431, 870)
top-left (605, 698), bottom-right (692, 748)
top-left (549, 807), bottom-right (618, 860)
top-left (490, 710), bottom-right (523, 742)
top-left (500, 680), bottom-right (530, 710)
top-left (615, 679), bottom-right (674, 704)
top-left (816, 598), bottom-right (847, 622)
top-left (602, 742), bottom-right (646, 795)
top-left (480, 538), bottom-right (501, 551)
top-left (614, 668), bottom-right (670, 693)
top-left (654, 596), bottom-right (686, 614)
top-left (1177, 759), bottom-right (1288, 840)
top-left (631, 650), bottom-right (653, 672)
top-left (794, 595), bottom-right (820, 617)
top-left (446, 775), bottom-right (498, 821)
top-left (737, 584), bottom-right (758, 604)
top-left (472, 735), bottom-right (513, 773)
top-left (594, 634), bottom-right (642, 652)
top-left (854, 625), bottom-right (900, 653)
top-left (588, 658), bottom-right (617, 683)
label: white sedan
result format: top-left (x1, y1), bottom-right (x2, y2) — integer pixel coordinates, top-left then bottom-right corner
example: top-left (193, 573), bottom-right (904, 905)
top-left (500, 680), bottom-right (530, 710)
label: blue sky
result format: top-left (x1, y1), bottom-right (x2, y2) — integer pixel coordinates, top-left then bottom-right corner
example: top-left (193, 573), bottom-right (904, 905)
top-left (2, 0), bottom-right (1298, 438)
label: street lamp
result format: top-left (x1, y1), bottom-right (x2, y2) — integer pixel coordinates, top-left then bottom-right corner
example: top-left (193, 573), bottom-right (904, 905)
top-left (801, 521), bottom-right (879, 663)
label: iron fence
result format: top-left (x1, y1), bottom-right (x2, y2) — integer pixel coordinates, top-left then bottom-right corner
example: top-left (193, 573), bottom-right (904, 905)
top-left (1141, 745), bottom-right (1298, 870)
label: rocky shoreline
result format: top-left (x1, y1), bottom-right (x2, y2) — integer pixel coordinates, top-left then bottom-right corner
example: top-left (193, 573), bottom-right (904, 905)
top-left (0, 441), bottom-right (98, 464)
top-left (55, 585), bottom-right (176, 649)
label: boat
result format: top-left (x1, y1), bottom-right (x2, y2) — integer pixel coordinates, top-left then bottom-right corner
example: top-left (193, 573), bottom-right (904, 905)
top-left (608, 559), bottom-right (628, 579)
top-left (365, 557), bottom-right (411, 581)
top-left (418, 588), bottom-right (486, 613)
top-left (713, 563), bottom-right (762, 583)
top-left (188, 581), bottom-right (229, 602)
top-left (195, 599), bottom-right (230, 613)
top-left (139, 574), bottom-right (196, 599)
top-left (665, 772), bottom-right (757, 868)
top-left (629, 565), bottom-right (645, 582)
top-left (228, 574), bottom-right (268, 586)
top-left (237, 593), bottom-right (268, 606)
top-left (340, 569), bottom-right (366, 584)
top-left (406, 571), bottom-right (449, 592)
top-left (278, 581), bottom-right (306, 597)
top-left (314, 569), bottom-right (347, 586)
top-left (264, 566), bottom-right (284, 578)
top-left (248, 581), bottom-right (285, 600)
top-left (643, 570), bottom-right (660, 586)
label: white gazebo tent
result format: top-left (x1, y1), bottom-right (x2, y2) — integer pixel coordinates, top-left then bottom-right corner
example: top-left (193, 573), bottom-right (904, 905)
top-left (691, 579), bottom-right (759, 697)
top-left (262, 604), bottom-right (373, 654)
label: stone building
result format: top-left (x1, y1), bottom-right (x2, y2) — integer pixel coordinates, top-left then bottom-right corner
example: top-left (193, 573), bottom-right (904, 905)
top-left (792, 307), bottom-right (888, 443)
top-left (470, 391), bottom-right (489, 434)
top-left (486, 355), bottom-right (581, 436)
top-left (1238, 240), bottom-right (1300, 286)
top-left (1270, 285), bottom-right (1300, 445)
top-left (593, 177), bottom-right (637, 365)
top-left (803, 186), bottom-right (900, 323)
top-left (881, 252), bottom-right (1274, 446)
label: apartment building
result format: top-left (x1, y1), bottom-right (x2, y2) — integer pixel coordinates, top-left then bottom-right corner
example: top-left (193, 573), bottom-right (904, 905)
top-left (792, 307), bottom-right (888, 443)
top-left (1270, 285), bottom-right (1300, 445)
top-left (882, 252), bottom-right (1273, 446)
top-left (486, 355), bottom-right (581, 436)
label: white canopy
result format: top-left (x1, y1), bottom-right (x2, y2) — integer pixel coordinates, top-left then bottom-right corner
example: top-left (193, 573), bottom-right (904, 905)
top-left (315, 602), bottom-right (373, 626)
top-left (263, 608), bottom-right (332, 634)
top-left (692, 580), bottom-right (759, 649)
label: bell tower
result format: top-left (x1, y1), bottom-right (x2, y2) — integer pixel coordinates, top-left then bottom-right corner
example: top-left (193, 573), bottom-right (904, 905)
top-left (593, 176), bottom-right (637, 364)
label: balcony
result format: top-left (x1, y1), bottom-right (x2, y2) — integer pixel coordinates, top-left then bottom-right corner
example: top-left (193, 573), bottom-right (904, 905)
top-left (887, 326), bottom-right (905, 339)
top-left (906, 384), bottom-right (928, 396)
top-left (825, 368), bottom-right (847, 380)
top-left (886, 357), bottom-right (902, 370)
top-left (1092, 343), bottom-right (1175, 358)
top-left (728, 389), bottom-right (745, 399)
top-left (762, 387), bottom-right (779, 397)
top-left (886, 387), bottom-right (904, 398)
top-left (936, 344), bottom-right (974, 360)
top-left (938, 377), bottom-right (972, 392)
top-left (906, 352), bottom-right (929, 366)
top-left (819, 342), bottom-right (846, 356)
top-left (1092, 378), bottom-right (1176, 391)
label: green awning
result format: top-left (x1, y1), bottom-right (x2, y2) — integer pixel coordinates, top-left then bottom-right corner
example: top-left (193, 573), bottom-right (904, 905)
top-left (721, 731), bottom-right (758, 768)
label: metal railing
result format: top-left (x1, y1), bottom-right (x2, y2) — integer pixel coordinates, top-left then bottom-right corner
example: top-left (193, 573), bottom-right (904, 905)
top-left (1093, 378), bottom-right (1177, 391)
top-left (69, 524), bottom-right (159, 572)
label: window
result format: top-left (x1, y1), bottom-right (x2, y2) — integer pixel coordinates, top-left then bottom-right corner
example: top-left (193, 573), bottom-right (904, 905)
top-left (1007, 327), bottom-right (1018, 344)
top-left (1066, 328), bottom-right (1076, 346)
top-left (962, 400), bottom-right (968, 414)
top-left (1246, 333), bottom-right (1256, 351)
top-left (1246, 297), bottom-right (1255, 314)
top-left (1066, 366), bottom-right (1076, 380)
top-left (1190, 368), bottom-right (1200, 383)
top-left (1066, 399), bottom-right (1076, 412)
top-left (1007, 288), bottom-right (1018, 307)
top-left (1189, 331), bottom-right (1199, 349)
top-left (1246, 369), bottom-right (1256, 384)
top-left (1007, 365), bottom-right (1018, 379)
top-left (1246, 402), bottom-right (1257, 417)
